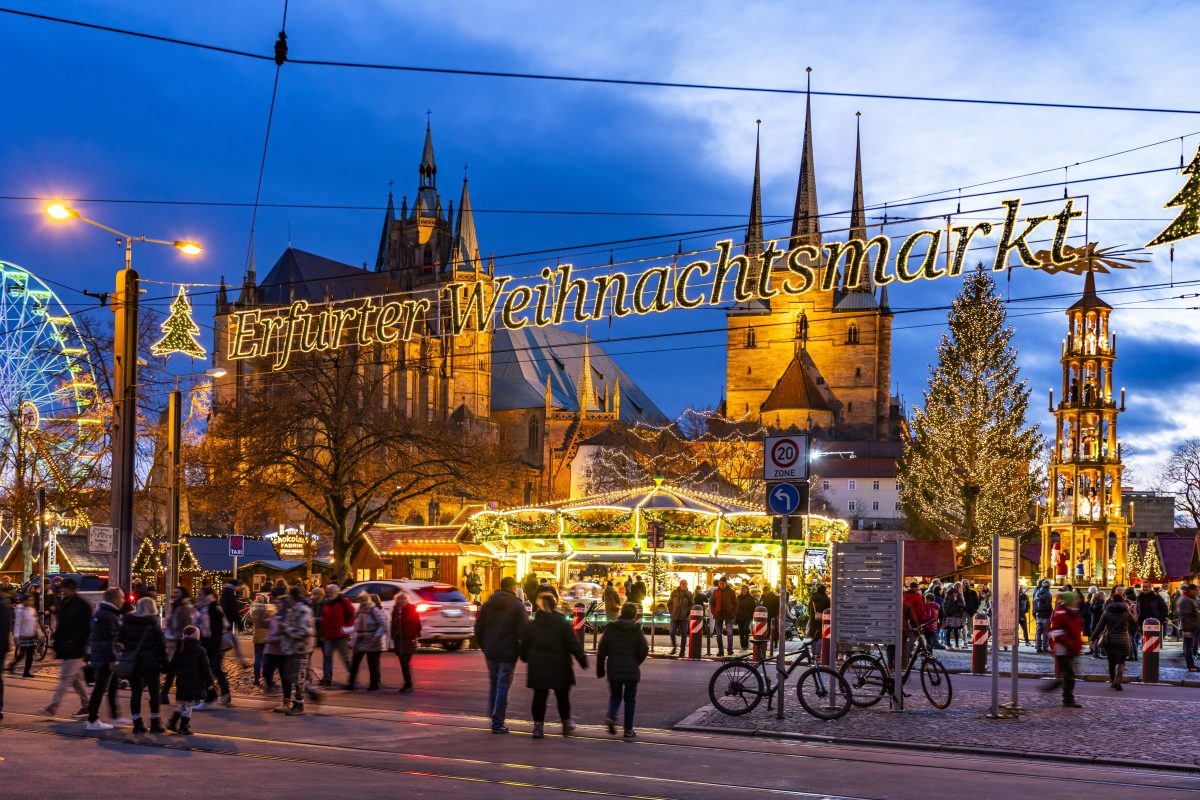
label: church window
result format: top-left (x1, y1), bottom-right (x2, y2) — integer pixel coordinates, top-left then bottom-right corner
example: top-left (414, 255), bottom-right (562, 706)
top-left (855, 367), bottom-right (862, 379)
top-left (846, 322), bottom-right (859, 345)
top-left (747, 367), bottom-right (752, 375)
top-left (528, 416), bottom-right (539, 450)
top-left (872, 480), bottom-right (880, 491)
top-left (745, 327), bottom-right (757, 348)
top-left (847, 402), bottom-right (853, 413)
top-left (796, 313), bottom-right (809, 344)
top-left (848, 480), bottom-right (857, 491)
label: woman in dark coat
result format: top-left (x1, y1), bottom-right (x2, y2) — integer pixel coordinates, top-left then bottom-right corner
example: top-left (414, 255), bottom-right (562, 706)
top-left (1092, 591), bottom-right (1136, 689)
top-left (942, 587), bottom-right (967, 649)
top-left (596, 603), bottom-right (648, 738)
top-left (520, 593), bottom-right (587, 738)
top-left (168, 626), bottom-right (213, 734)
top-left (390, 591), bottom-right (422, 694)
top-left (119, 597), bottom-right (167, 733)
top-left (735, 585), bottom-right (757, 651)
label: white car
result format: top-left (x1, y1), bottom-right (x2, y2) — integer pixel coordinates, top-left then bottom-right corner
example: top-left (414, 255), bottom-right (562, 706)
top-left (342, 580), bottom-right (474, 651)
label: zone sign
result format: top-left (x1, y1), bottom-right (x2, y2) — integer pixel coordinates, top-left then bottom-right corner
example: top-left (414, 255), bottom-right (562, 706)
top-left (764, 435), bottom-right (809, 481)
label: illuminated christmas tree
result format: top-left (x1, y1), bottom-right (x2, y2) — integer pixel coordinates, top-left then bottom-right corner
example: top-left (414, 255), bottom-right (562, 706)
top-left (1141, 539), bottom-right (1164, 582)
top-left (898, 269), bottom-right (1043, 561)
top-left (151, 287), bottom-right (206, 359)
top-left (1126, 540), bottom-right (1143, 583)
top-left (1147, 144), bottom-right (1200, 247)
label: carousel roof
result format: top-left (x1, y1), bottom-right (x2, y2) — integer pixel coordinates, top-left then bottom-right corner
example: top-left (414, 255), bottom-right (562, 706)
top-left (555, 482), bottom-right (753, 516)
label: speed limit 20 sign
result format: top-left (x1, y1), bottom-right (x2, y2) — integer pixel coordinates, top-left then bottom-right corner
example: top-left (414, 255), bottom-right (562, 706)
top-left (764, 434), bottom-right (810, 481)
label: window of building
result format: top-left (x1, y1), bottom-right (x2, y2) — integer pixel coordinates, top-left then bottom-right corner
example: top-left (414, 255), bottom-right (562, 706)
top-left (847, 402), bottom-right (853, 413)
top-left (895, 501), bottom-right (902, 511)
top-left (872, 501), bottom-right (880, 511)
top-left (848, 480), bottom-right (857, 491)
top-left (528, 416), bottom-right (539, 450)
top-left (846, 322), bottom-right (859, 344)
top-left (745, 327), bottom-right (757, 348)
top-left (821, 480), bottom-right (830, 491)
top-left (816, 376), bottom-right (825, 384)
top-left (855, 366), bottom-right (862, 379)
top-left (872, 480), bottom-right (880, 491)
top-left (847, 500), bottom-right (857, 511)
top-left (409, 558), bottom-right (438, 581)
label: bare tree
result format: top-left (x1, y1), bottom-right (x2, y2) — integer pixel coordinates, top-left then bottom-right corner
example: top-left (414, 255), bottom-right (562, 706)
top-left (1162, 438), bottom-right (1200, 527)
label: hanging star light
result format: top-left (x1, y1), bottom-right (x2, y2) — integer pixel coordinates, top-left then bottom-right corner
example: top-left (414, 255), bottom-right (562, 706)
top-left (151, 286), bottom-right (207, 359)
top-left (1031, 242), bottom-right (1148, 275)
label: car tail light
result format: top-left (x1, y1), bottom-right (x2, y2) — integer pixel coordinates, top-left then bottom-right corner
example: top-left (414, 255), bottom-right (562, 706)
top-left (416, 603), bottom-right (441, 614)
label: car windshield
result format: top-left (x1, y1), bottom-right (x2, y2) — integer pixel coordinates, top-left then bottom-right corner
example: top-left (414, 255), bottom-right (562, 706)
top-left (414, 585), bottom-right (467, 603)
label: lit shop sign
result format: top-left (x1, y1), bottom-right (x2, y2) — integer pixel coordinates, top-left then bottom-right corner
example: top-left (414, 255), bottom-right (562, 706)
top-left (228, 197), bottom-right (1081, 371)
top-left (266, 527), bottom-right (313, 559)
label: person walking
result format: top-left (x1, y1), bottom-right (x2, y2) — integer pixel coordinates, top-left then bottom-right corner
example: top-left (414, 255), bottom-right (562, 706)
top-left (1018, 589), bottom-right (1032, 646)
top-left (279, 585), bottom-right (317, 715)
top-left (195, 587), bottom-right (231, 707)
top-left (521, 593), bottom-right (587, 738)
top-left (475, 577), bottom-right (526, 734)
top-left (120, 597), bottom-right (167, 733)
top-left (628, 576), bottom-right (647, 609)
top-left (249, 593), bottom-right (275, 689)
top-left (1032, 579), bottom-right (1054, 653)
top-left (345, 592), bottom-right (387, 691)
top-left (85, 587), bottom-right (127, 730)
top-left (1092, 589), bottom-right (1136, 690)
top-left (603, 580), bottom-right (621, 623)
top-left (219, 583), bottom-right (246, 666)
top-left (922, 592), bottom-right (942, 652)
top-left (391, 590), bottom-right (422, 693)
top-left (1088, 590), bottom-right (1107, 657)
top-left (1178, 584), bottom-right (1200, 672)
top-left (317, 583), bottom-right (355, 687)
top-left (7, 594), bottom-right (41, 677)
top-left (1044, 591), bottom-right (1084, 708)
top-left (735, 584), bottom-right (756, 651)
top-left (942, 586), bottom-right (966, 649)
top-left (0, 590), bottom-right (9, 721)
top-left (167, 626), bottom-right (212, 735)
top-left (597, 602), bottom-right (648, 739)
top-left (1138, 583), bottom-right (1169, 635)
top-left (35, 578), bottom-right (92, 718)
top-left (263, 597), bottom-right (289, 705)
top-left (667, 580), bottom-right (693, 657)
top-left (710, 578), bottom-right (736, 657)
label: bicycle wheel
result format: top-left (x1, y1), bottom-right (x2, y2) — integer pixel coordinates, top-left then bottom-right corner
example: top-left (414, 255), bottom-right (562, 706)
top-left (919, 656), bottom-right (953, 709)
top-left (708, 661), bottom-right (765, 716)
top-left (839, 653), bottom-right (888, 708)
top-left (36, 637), bottom-right (48, 661)
top-left (796, 666), bottom-right (852, 721)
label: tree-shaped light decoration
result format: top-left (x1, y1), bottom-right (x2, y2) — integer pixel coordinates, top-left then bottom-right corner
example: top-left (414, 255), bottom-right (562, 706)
top-left (1147, 144), bottom-right (1200, 247)
top-left (151, 286), bottom-right (206, 359)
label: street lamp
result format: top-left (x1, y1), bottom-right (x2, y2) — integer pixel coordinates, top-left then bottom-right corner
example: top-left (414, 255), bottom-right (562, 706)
top-left (46, 203), bottom-right (203, 591)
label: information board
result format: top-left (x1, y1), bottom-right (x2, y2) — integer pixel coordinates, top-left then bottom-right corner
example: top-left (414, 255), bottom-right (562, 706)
top-left (88, 524), bottom-right (114, 554)
top-left (830, 541), bottom-right (902, 644)
top-left (994, 536), bottom-right (1018, 648)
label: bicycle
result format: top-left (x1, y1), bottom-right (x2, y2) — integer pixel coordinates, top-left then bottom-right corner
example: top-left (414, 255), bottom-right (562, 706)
top-left (708, 638), bottom-right (852, 721)
top-left (838, 627), bottom-right (953, 709)
top-left (35, 624), bottom-right (50, 661)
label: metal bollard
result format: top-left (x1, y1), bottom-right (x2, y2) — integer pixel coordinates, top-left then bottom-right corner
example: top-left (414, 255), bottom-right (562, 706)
top-left (689, 605), bottom-right (704, 660)
top-left (752, 605), bottom-right (769, 661)
top-left (1142, 617), bottom-right (1161, 684)
top-left (573, 602), bottom-right (586, 650)
top-left (972, 613), bottom-right (990, 674)
top-left (821, 609), bottom-right (832, 666)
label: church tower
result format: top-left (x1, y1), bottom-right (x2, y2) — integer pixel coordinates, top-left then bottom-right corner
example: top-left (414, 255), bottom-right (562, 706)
top-left (725, 99), bottom-right (895, 440)
top-left (1040, 270), bottom-right (1130, 585)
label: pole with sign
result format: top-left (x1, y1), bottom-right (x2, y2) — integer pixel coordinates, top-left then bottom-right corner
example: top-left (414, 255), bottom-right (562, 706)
top-left (765, 475), bottom-right (804, 719)
top-left (647, 522), bottom-right (665, 653)
top-left (988, 534), bottom-right (1022, 719)
top-left (229, 534), bottom-right (245, 584)
top-left (832, 541), bottom-right (904, 711)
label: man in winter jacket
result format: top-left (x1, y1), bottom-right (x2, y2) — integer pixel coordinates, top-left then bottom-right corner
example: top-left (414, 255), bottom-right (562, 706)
top-left (628, 576), bottom-right (647, 607)
top-left (1179, 584), bottom-right (1200, 672)
top-left (474, 577), bottom-right (527, 733)
top-left (667, 580), bottom-right (693, 657)
top-left (318, 584), bottom-right (355, 687)
top-left (1137, 584), bottom-right (1168, 630)
top-left (85, 587), bottom-right (126, 730)
top-left (1032, 580), bottom-right (1054, 653)
top-left (37, 578), bottom-right (92, 717)
top-left (1018, 590), bottom-right (1031, 646)
top-left (597, 603), bottom-right (649, 738)
top-left (1045, 591), bottom-right (1084, 707)
top-left (710, 578), bottom-right (737, 656)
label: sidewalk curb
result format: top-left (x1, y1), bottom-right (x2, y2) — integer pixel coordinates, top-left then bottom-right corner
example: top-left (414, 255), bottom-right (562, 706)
top-left (672, 712), bottom-right (1200, 775)
top-left (943, 667), bottom-right (1194, 687)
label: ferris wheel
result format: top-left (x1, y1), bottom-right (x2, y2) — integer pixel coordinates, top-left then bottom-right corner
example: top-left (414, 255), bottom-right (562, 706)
top-left (0, 260), bottom-right (103, 542)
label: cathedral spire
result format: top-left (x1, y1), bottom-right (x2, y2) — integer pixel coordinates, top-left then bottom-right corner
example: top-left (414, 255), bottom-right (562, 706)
top-left (452, 173), bottom-right (481, 272)
top-left (790, 68), bottom-right (820, 250)
top-left (216, 275), bottom-right (228, 310)
top-left (419, 115), bottom-right (437, 190)
top-left (578, 331), bottom-right (597, 417)
top-left (744, 120), bottom-right (763, 255)
top-left (844, 112), bottom-right (874, 294)
top-left (374, 186), bottom-right (395, 272)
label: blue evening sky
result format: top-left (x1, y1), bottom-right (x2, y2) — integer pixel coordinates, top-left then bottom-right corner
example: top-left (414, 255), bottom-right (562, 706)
top-left (2, 1), bottom-right (1198, 485)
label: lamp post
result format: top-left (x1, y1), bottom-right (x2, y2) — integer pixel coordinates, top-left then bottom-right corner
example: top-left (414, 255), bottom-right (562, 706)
top-left (46, 204), bottom-right (202, 590)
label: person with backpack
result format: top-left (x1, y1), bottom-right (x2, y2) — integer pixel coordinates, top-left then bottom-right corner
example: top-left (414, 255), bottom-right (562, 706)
top-left (345, 592), bottom-right (387, 691)
top-left (278, 585), bottom-right (317, 714)
top-left (596, 602), bottom-right (648, 739)
top-left (391, 590), bottom-right (422, 693)
top-left (167, 626), bottom-right (212, 735)
top-left (85, 587), bottom-right (128, 730)
top-left (119, 597), bottom-right (167, 733)
top-left (1032, 579), bottom-right (1054, 653)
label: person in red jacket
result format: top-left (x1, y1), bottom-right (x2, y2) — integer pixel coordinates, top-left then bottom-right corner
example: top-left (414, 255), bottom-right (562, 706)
top-left (1045, 591), bottom-right (1084, 708)
top-left (710, 578), bottom-right (737, 657)
top-left (391, 592), bottom-right (422, 693)
top-left (317, 584), bottom-right (356, 687)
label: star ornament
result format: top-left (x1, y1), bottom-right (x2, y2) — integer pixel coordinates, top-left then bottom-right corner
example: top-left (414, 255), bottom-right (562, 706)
top-left (1031, 242), bottom-right (1148, 275)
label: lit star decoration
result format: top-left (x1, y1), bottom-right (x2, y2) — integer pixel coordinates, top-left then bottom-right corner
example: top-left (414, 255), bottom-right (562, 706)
top-left (1147, 143), bottom-right (1200, 248)
top-left (152, 286), bottom-right (207, 359)
top-left (1031, 242), bottom-right (1148, 276)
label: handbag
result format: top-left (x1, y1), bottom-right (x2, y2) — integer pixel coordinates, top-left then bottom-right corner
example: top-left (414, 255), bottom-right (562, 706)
top-left (116, 624), bottom-right (153, 678)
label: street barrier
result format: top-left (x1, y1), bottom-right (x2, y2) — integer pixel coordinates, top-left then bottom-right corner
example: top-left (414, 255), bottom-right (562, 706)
top-left (573, 602), bottom-right (586, 650)
top-left (1143, 617), bottom-right (1160, 683)
top-left (752, 605), bottom-right (768, 661)
top-left (972, 613), bottom-right (990, 675)
top-left (689, 605), bottom-right (704, 660)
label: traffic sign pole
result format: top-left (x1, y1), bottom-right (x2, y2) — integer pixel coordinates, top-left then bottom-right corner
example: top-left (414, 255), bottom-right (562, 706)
top-left (776, 513), bottom-right (788, 719)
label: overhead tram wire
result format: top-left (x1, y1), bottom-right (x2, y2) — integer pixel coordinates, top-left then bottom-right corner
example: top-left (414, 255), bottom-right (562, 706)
top-left (3, 5), bottom-right (1200, 116)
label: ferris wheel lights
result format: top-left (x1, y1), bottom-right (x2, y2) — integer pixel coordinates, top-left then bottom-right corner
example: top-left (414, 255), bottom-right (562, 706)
top-left (173, 241), bottom-right (203, 256)
top-left (45, 203), bottom-right (78, 221)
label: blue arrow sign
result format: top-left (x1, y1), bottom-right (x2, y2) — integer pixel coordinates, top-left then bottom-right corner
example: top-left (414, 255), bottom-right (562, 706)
top-left (767, 482), bottom-right (802, 516)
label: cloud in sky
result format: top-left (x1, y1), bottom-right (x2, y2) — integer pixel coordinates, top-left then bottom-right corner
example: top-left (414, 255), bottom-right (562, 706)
top-left (2, 0), bottom-right (1198, 485)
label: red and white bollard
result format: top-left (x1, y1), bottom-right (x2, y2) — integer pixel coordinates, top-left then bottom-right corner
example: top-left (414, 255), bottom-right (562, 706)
top-left (752, 605), bottom-right (769, 661)
top-left (573, 602), bottom-right (586, 650)
top-left (972, 613), bottom-right (990, 675)
top-left (1142, 618), bottom-right (1161, 684)
top-left (689, 604), bottom-right (704, 660)
top-left (821, 609), bottom-right (832, 666)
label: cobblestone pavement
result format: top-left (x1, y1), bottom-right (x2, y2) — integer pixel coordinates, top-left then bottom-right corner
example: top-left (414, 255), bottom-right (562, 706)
top-left (679, 686), bottom-right (1200, 768)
